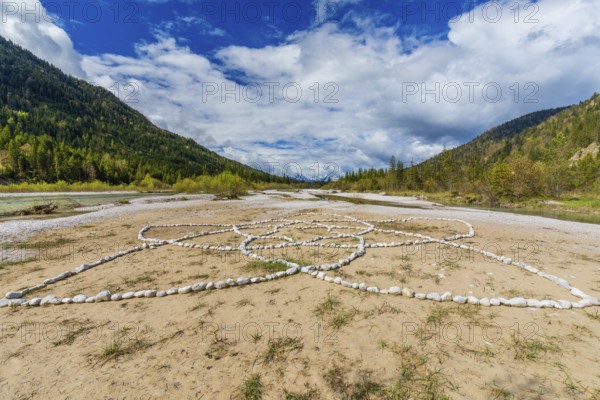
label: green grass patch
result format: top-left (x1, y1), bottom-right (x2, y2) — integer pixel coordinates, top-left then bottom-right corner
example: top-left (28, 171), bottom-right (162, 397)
top-left (244, 260), bottom-right (290, 274)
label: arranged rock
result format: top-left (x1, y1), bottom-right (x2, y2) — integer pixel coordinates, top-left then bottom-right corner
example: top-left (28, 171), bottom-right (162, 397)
top-left (508, 297), bottom-right (527, 307)
top-left (426, 292), bottom-right (441, 302)
top-left (5, 213), bottom-right (597, 310)
top-left (441, 292), bottom-right (452, 302)
top-left (215, 281), bottom-right (228, 289)
top-left (95, 290), bottom-right (111, 302)
top-left (388, 287), bottom-right (401, 295)
top-left (73, 295), bottom-right (87, 303)
top-left (178, 285), bottom-right (193, 294)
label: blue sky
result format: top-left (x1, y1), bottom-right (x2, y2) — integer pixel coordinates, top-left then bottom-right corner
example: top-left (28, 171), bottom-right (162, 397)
top-left (2, 0), bottom-right (600, 178)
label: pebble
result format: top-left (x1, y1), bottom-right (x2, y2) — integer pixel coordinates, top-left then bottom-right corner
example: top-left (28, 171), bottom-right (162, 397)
top-left (489, 298), bottom-right (500, 306)
top-left (166, 288), bottom-right (179, 295)
top-left (415, 293), bottom-right (427, 300)
top-left (85, 297), bottom-right (96, 303)
top-left (479, 298), bottom-right (491, 307)
top-left (215, 281), bottom-right (228, 289)
top-left (5, 291), bottom-right (22, 300)
top-left (508, 297), bottom-right (527, 307)
top-left (237, 277), bottom-right (251, 285)
top-left (144, 290), bottom-right (157, 298)
top-left (40, 295), bottom-right (57, 306)
top-left (192, 282), bottom-right (208, 292)
top-left (426, 292), bottom-right (441, 302)
top-left (122, 292), bottom-right (135, 299)
top-left (388, 287), bottom-right (401, 295)
top-left (72, 294), bottom-right (87, 303)
top-left (95, 290), bottom-right (111, 302)
top-left (467, 296), bottom-right (479, 305)
top-left (28, 297), bottom-right (42, 306)
top-left (441, 292), bottom-right (452, 302)
top-left (157, 290), bottom-right (167, 297)
top-left (178, 285), bottom-right (193, 294)
top-left (62, 298), bottom-right (73, 304)
top-left (401, 288), bottom-right (415, 298)
top-left (134, 291), bottom-right (146, 298)
top-left (453, 296), bottom-right (467, 304)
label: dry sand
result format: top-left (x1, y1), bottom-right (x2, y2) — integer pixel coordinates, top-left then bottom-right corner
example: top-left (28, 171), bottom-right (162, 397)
top-left (1, 191), bottom-right (599, 399)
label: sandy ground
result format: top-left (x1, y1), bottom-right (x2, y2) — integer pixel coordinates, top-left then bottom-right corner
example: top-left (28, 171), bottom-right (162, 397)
top-left (1, 190), bottom-right (600, 400)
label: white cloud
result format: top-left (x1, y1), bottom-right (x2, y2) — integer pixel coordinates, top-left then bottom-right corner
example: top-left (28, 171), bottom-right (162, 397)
top-left (3, 0), bottom-right (600, 177)
top-left (0, 0), bottom-right (86, 78)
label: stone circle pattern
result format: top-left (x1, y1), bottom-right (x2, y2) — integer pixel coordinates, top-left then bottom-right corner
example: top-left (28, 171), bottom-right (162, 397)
top-left (2, 213), bottom-right (599, 309)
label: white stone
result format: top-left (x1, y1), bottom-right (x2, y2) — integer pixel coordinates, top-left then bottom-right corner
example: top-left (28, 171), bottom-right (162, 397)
top-left (508, 297), bottom-right (527, 307)
top-left (366, 287), bottom-right (380, 293)
top-left (479, 298), bottom-right (491, 307)
top-left (110, 294), bottom-right (122, 301)
top-left (157, 291), bottom-right (167, 297)
top-left (85, 297), bottom-right (96, 303)
top-left (215, 281), bottom-right (228, 289)
top-left (401, 288), bottom-right (415, 298)
top-left (166, 288), bottom-right (179, 295)
top-left (415, 293), bottom-right (427, 300)
top-left (122, 292), bottom-right (135, 299)
top-left (40, 295), bottom-right (57, 306)
top-left (62, 298), bottom-right (73, 304)
top-left (134, 290), bottom-right (146, 298)
top-left (359, 283), bottom-right (367, 291)
top-left (237, 277), bottom-right (251, 285)
top-left (192, 282), bottom-right (208, 291)
top-left (467, 296), bottom-right (479, 305)
top-left (28, 298), bottom-right (42, 306)
top-left (5, 291), bottom-right (22, 299)
top-left (144, 290), bottom-right (157, 298)
top-left (570, 288), bottom-right (587, 298)
top-left (426, 292), bottom-right (441, 302)
top-left (72, 294), bottom-right (87, 303)
top-left (95, 290), bottom-right (111, 302)
top-left (441, 292), bottom-right (452, 302)
top-left (453, 296), bottom-right (467, 304)
top-left (526, 299), bottom-right (542, 308)
top-left (206, 282), bottom-right (215, 290)
top-left (388, 287), bottom-right (401, 295)
top-left (489, 298), bottom-right (501, 306)
top-left (178, 285), bottom-right (193, 294)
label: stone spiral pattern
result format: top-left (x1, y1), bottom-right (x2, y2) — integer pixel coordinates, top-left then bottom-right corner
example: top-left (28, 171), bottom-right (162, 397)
top-left (2, 213), bottom-right (599, 309)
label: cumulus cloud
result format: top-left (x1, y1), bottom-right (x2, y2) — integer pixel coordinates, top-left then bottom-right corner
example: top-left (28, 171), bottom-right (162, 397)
top-left (3, 0), bottom-right (600, 177)
top-left (0, 0), bottom-right (86, 78)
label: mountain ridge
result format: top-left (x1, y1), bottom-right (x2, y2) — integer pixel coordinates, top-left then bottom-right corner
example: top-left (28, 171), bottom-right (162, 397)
top-left (0, 35), bottom-right (284, 185)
